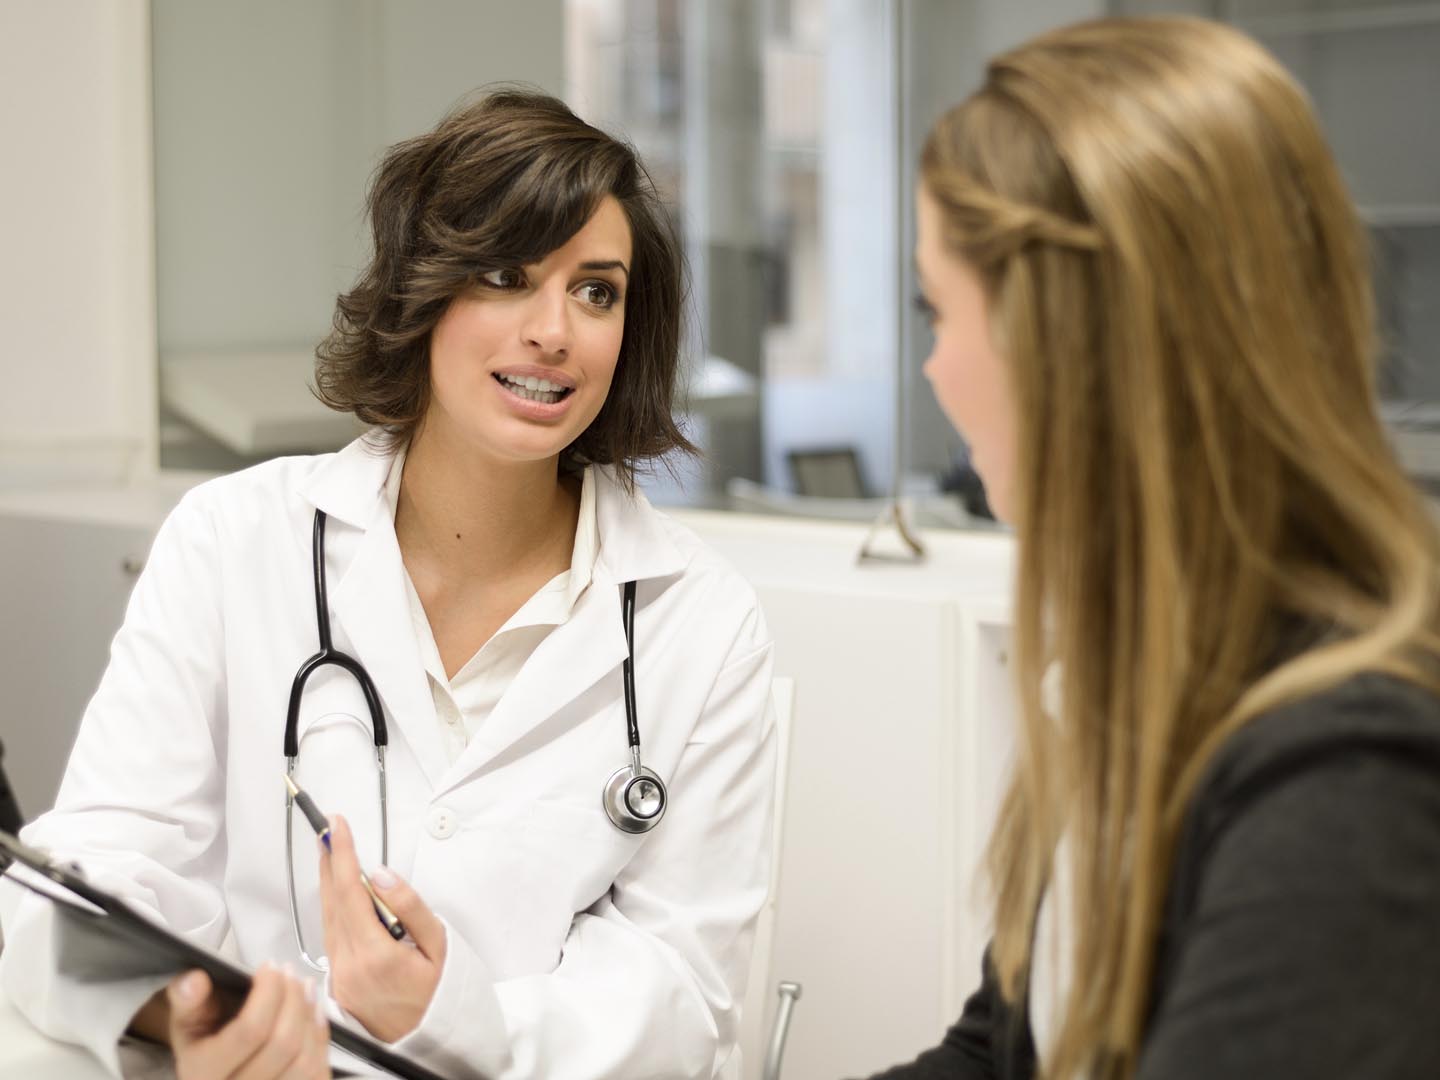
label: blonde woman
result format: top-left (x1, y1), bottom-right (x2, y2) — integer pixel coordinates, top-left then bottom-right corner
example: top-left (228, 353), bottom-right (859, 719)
top-left (865, 16), bottom-right (1440, 1080)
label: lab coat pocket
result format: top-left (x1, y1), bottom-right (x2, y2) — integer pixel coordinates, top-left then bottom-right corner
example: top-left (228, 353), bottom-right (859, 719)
top-left (493, 800), bottom-right (636, 970)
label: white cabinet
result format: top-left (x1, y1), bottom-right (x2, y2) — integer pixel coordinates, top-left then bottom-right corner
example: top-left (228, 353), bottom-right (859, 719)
top-left (671, 510), bottom-right (1017, 1079)
top-left (0, 481), bottom-right (198, 820)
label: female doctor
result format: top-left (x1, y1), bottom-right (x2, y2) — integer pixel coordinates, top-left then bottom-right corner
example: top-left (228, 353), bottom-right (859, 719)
top-left (0, 89), bottom-right (776, 1080)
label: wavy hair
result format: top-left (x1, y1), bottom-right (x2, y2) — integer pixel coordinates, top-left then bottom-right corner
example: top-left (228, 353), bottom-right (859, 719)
top-left (921, 16), bottom-right (1440, 1078)
top-left (315, 87), bottom-right (695, 484)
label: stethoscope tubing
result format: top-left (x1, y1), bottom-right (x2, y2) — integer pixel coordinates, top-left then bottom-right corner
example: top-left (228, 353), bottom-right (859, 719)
top-left (621, 581), bottom-right (641, 750)
top-left (284, 507), bottom-right (666, 970)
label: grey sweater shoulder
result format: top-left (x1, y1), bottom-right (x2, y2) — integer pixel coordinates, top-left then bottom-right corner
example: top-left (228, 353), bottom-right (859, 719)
top-left (1139, 671), bottom-right (1440, 1079)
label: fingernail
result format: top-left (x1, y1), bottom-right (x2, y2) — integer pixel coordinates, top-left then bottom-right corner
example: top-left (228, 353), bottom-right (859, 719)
top-left (174, 971), bottom-right (204, 1003)
top-left (303, 977), bottom-right (317, 1004)
top-left (371, 865), bottom-right (397, 889)
top-left (332, 813), bottom-right (347, 836)
top-left (281, 961), bottom-right (296, 981)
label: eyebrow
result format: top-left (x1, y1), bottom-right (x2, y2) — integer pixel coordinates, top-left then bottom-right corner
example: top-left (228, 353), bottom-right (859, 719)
top-left (580, 260), bottom-right (630, 278)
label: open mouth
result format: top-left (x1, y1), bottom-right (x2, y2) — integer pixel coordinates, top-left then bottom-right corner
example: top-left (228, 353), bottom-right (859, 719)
top-left (493, 373), bottom-right (575, 405)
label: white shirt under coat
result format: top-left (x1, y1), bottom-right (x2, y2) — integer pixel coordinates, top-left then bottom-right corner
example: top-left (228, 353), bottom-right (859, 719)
top-left (386, 447), bottom-right (602, 766)
top-left (0, 435), bottom-right (777, 1080)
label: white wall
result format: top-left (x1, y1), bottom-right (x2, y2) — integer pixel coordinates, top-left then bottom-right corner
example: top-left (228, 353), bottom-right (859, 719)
top-left (0, 1), bottom-right (566, 487)
top-left (152, 0), bottom-right (565, 354)
top-left (0, 0), bottom-right (156, 486)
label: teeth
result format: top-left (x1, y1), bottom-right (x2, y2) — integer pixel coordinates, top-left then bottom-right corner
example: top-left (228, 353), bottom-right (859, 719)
top-left (500, 374), bottom-right (565, 394)
top-left (497, 374), bottom-right (567, 404)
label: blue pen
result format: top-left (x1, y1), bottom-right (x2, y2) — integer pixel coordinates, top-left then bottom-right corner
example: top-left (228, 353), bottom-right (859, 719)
top-left (284, 774), bottom-right (406, 940)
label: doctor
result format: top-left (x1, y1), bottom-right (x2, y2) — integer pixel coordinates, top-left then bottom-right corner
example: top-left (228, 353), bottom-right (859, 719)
top-left (0, 89), bottom-right (776, 1080)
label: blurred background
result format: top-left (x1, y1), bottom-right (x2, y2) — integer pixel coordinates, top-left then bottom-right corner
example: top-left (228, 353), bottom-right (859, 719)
top-left (86, 0), bottom-right (1437, 523)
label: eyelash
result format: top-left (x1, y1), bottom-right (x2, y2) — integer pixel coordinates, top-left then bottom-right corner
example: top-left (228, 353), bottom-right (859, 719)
top-left (479, 269), bottom-right (621, 312)
top-left (912, 292), bottom-right (937, 324)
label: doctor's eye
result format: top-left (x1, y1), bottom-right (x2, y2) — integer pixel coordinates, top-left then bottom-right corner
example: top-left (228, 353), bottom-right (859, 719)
top-left (573, 281), bottom-right (619, 311)
top-left (480, 268), bottom-right (525, 290)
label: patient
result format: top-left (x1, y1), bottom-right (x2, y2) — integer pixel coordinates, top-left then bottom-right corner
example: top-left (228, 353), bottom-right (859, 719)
top-left (859, 15), bottom-right (1440, 1079)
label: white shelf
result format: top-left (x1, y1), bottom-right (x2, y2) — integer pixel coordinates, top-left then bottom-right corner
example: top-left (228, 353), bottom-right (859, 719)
top-left (161, 349), bottom-right (365, 456)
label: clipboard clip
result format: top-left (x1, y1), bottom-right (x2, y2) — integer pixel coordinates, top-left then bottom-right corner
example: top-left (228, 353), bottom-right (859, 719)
top-left (0, 830), bottom-right (85, 882)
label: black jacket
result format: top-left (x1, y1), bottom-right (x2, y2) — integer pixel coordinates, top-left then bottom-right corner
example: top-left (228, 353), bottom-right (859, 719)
top-left (856, 672), bottom-right (1440, 1079)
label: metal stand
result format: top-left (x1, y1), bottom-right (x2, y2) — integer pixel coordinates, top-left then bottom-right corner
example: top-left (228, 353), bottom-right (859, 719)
top-left (762, 981), bottom-right (803, 1080)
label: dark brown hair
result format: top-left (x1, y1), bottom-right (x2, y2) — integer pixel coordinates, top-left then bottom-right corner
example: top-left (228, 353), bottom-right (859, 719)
top-left (315, 87), bottom-right (695, 484)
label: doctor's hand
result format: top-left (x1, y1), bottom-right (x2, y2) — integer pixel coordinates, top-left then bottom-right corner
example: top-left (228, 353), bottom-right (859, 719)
top-left (166, 964), bottom-right (332, 1079)
top-left (319, 814), bottom-right (447, 1043)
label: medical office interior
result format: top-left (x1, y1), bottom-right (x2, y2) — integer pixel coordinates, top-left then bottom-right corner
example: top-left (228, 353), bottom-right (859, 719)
top-left (0, 0), bottom-right (1436, 1076)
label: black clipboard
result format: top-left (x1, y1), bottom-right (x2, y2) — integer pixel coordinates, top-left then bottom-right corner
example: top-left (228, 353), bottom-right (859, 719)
top-left (0, 830), bottom-right (462, 1080)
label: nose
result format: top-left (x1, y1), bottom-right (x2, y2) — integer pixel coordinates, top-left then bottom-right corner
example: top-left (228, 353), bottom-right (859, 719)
top-left (519, 284), bottom-right (570, 357)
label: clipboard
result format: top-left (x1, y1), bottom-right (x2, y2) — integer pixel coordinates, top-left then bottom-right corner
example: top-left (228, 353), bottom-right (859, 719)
top-left (0, 830), bottom-right (463, 1080)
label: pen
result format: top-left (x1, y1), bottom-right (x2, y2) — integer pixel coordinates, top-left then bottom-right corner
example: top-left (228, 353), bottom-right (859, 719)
top-left (283, 774), bottom-right (407, 941)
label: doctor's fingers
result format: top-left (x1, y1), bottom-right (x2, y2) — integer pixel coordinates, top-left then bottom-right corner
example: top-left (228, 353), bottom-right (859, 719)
top-left (324, 814), bottom-right (394, 949)
top-left (167, 969), bottom-right (224, 1045)
top-left (368, 866), bottom-right (447, 963)
top-left (315, 834), bottom-right (350, 961)
top-left (230, 969), bottom-right (331, 1080)
top-left (171, 964), bottom-right (287, 1079)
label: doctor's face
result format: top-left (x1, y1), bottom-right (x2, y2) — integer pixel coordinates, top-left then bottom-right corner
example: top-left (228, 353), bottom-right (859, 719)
top-left (424, 196), bottom-right (633, 466)
top-left (915, 183), bottom-right (1018, 523)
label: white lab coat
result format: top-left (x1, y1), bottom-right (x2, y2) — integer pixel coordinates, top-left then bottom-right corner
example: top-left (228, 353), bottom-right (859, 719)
top-left (0, 436), bottom-right (776, 1080)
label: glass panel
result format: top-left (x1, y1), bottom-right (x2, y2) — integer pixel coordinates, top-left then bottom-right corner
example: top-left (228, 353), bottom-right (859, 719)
top-left (905, 0), bottom-right (1440, 501)
top-left (151, 0), bottom-right (566, 472)
top-left (567, 0), bottom-right (911, 522)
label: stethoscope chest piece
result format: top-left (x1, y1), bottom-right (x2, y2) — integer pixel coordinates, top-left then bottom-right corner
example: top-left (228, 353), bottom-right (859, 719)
top-left (603, 579), bottom-right (667, 834)
top-left (603, 758), bottom-right (667, 834)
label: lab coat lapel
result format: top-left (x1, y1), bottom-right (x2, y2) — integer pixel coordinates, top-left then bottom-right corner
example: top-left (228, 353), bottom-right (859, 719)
top-left (435, 469), bottom-right (688, 793)
top-left (298, 438), bottom-right (449, 789)
top-left (437, 579), bottom-right (630, 793)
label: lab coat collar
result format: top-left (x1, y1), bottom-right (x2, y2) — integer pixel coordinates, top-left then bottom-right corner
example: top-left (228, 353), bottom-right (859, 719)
top-left (589, 465), bottom-right (688, 587)
top-left (294, 435), bottom-right (692, 793)
top-left (438, 473), bottom-right (689, 791)
top-left (296, 433), bottom-right (392, 531)
top-left (296, 435), bottom-right (690, 586)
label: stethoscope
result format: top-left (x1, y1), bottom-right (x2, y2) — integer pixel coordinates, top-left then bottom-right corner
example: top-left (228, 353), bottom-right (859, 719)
top-left (283, 508), bottom-right (667, 971)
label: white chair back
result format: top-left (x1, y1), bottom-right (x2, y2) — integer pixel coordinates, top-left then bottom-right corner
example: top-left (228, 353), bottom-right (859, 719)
top-left (739, 676), bottom-right (796, 1080)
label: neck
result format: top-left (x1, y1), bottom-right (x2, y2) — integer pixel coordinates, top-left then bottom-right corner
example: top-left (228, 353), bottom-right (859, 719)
top-left (394, 424), bottom-right (579, 585)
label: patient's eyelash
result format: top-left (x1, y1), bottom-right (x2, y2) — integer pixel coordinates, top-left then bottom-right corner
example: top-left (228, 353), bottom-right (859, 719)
top-left (912, 292), bottom-right (937, 324)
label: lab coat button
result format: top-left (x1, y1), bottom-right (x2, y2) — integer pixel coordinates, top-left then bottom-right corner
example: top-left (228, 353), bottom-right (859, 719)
top-left (427, 806), bottom-right (458, 839)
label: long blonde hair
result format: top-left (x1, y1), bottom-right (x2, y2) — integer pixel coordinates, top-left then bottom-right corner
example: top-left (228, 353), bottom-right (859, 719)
top-left (921, 16), bottom-right (1440, 1078)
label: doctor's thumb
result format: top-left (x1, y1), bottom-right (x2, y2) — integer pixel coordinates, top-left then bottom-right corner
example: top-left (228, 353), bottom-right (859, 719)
top-left (166, 969), bottom-right (220, 1041)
